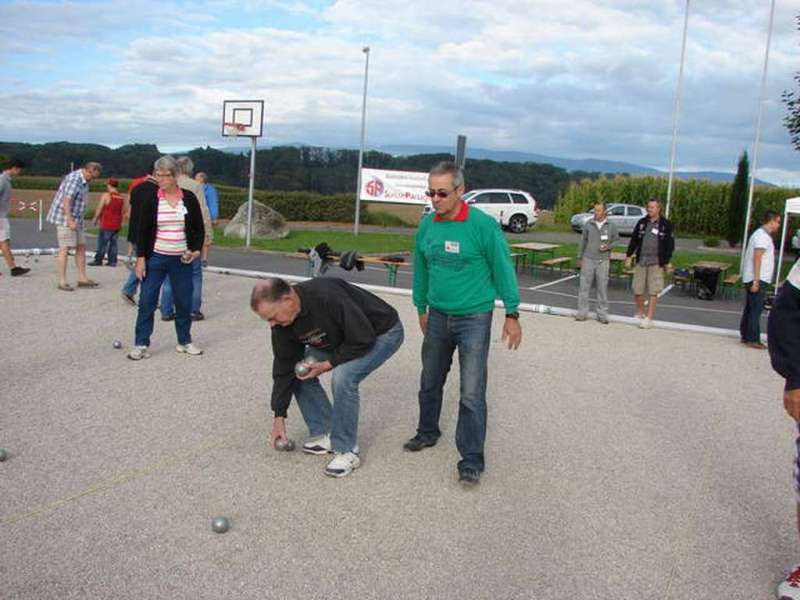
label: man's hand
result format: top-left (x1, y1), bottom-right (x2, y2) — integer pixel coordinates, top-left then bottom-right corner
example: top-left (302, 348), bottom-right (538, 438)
top-left (296, 360), bottom-right (332, 381)
top-left (134, 257), bottom-right (146, 280)
top-left (418, 313), bottom-right (429, 336)
top-left (270, 417), bottom-right (287, 448)
top-left (188, 250), bottom-right (201, 262)
top-left (665, 263), bottom-right (674, 274)
top-left (751, 281), bottom-right (760, 293)
top-left (501, 318), bottom-right (522, 350)
top-left (67, 218), bottom-right (77, 231)
top-left (624, 256), bottom-right (633, 269)
top-left (784, 389), bottom-right (800, 421)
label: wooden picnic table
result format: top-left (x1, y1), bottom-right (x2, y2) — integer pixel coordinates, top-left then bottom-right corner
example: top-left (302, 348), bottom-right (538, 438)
top-left (510, 242), bottom-right (561, 269)
top-left (691, 261), bottom-right (732, 272)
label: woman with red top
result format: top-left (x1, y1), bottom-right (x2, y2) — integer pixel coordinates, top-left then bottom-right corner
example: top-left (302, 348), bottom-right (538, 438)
top-left (91, 177), bottom-right (125, 266)
top-left (129, 156), bottom-right (205, 360)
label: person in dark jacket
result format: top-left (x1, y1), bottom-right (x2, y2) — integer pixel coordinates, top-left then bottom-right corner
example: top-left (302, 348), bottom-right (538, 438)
top-left (768, 260), bottom-right (800, 599)
top-left (251, 277), bottom-right (404, 478)
top-left (128, 155), bottom-right (205, 360)
top-left (624, 199), bottom-right (675, 329)
top-left (120, 169), bottom-right (156, 306)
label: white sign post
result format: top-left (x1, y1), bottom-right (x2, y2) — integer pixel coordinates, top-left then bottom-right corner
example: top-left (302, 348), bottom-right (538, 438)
top-left (222, 100), bottom-right (265, 247)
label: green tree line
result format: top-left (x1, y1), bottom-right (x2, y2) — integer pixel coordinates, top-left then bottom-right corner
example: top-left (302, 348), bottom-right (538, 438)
top-left (0, 141), bottom-right (602, 209)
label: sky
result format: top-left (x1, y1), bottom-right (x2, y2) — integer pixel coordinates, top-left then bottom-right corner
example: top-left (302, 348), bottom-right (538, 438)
top-left (1, 0), bottom-right (798, 185)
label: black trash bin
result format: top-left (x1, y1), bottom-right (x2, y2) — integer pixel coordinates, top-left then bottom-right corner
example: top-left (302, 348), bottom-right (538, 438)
top-left (694, 266), bottom-right (721, 300)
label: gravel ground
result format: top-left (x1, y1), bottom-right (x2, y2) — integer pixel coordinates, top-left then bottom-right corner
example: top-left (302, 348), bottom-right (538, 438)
top-left (0, 265), bottom-right (794, 600)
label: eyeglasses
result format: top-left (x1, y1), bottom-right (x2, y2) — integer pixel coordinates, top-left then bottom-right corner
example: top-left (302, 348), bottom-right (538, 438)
top-left (155, 172), bottom-right (175, 178)
top-left (425, 188), bottom-right (456, 199)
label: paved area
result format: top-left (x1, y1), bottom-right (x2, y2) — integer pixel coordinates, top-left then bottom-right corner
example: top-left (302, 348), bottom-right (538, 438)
top-left (8, 218), bottom-right (760, 332)
top-left (0, 263), bottom-right (794, 599)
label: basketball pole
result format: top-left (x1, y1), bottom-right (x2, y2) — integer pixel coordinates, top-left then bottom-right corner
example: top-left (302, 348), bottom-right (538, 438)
top-left (246, 136), bottom-right (256, 247)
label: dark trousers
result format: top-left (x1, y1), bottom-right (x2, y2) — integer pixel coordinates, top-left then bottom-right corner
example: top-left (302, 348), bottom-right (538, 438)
top-left (94, 229), bottom-right (119, 265)
top-left (134, 253), bottom-right (194, 347)
top-left (740, 280), bottom-right (767, 343)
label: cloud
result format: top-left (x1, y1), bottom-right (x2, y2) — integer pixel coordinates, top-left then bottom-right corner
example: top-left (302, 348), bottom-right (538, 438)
top-left (0, 0), bottom-right (798, 185)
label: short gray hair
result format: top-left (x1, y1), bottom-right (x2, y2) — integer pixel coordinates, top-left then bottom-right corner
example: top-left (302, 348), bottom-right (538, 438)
top-left (176, 156), bottom-right (194, 176)
top-left (250, 278), bottom-right (292, 311)
top-left (153, 155), bottom-right (179, 177)
top-left (429, 161), bottom-right (464, 188)
top-left (83, 161), bottom-right (102, 174)
top-left (195, 171), bottom-right (208, 183)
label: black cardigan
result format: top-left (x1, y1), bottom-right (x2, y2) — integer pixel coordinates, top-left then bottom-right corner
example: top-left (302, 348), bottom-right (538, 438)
top-left (626, 215), bottom-right (675, 267)
top-left (134, 187), bottom-right (205, 258)
top-left (127, 177), bottom-right (158, 244)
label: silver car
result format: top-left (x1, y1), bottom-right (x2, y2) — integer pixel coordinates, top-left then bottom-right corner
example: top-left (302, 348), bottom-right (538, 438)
top-left (570, 203), bottom-right (646, 235)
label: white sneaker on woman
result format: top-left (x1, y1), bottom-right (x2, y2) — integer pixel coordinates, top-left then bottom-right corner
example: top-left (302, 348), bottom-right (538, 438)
top-left (176, 343), bottom-right (203, 355)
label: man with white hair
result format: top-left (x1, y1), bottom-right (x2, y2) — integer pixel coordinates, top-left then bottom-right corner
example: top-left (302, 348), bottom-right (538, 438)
top-left (160, 156), bottom-right (213, 321)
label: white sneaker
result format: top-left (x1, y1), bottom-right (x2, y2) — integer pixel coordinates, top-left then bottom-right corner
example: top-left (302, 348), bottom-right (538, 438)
top-left (639, 318), bottom-right (653, 329)
top-left (324, 452), bottom-right (361, 478)
top-left (176, 343), bottom-right (203, 355)
top-left (778, 564), bottom-right (800, 599)
top-left (303, 434), bottom-right (359, 455)
top-left (127, 346), bottom-right (150, 361)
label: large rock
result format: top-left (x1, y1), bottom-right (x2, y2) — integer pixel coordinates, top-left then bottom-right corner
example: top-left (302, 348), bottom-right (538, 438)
top-left (224, 200), bottom-right (289, 240)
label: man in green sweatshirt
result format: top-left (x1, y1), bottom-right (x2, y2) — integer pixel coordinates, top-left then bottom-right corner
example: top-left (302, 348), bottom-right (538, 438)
top-left (405, 161), bottom-right (522, 487)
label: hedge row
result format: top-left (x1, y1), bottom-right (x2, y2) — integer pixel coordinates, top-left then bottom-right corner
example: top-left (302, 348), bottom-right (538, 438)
top-left (12, 175), bottom-right (130, 193)
top-left (554, 176), bottom-right (800, 237)
top-left (218, 190), bottom-right (365, 223)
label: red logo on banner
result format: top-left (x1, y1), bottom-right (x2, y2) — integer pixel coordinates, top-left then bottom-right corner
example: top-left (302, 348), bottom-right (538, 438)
top-left (365, 178), bottom-right (384, 198)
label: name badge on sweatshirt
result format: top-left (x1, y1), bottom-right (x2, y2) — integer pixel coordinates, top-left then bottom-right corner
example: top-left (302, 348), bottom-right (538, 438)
top-left (445, 241), bottom-right (460, 254)
top-left (600, 234), bottom-right (608, 241)
top-left (650, 227), bottom-right (659, 235)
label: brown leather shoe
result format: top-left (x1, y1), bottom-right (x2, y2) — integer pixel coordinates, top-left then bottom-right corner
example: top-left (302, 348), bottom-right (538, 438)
top-left (745, 342), bottom-right (767, 350)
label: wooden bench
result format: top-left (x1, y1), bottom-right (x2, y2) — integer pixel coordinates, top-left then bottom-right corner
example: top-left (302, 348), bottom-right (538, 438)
top-left (721, 273), bottom-right (741, 299)
top-left (539, 256), bottom-right (572, 272)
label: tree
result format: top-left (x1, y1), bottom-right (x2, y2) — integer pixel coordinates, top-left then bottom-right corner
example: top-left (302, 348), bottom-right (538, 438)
top-left (726, 151), bottom-right (749, 247)
top-left (783, 15), bottom-right (800, 151)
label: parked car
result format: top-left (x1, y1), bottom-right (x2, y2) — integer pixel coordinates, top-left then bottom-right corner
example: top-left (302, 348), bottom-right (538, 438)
top-left (423, 189), bottom-right (538, 233)
top-left (570, 203), bottom-right (646, 235)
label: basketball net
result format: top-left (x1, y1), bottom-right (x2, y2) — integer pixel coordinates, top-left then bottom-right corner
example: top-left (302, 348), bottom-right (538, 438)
top-left (223, 122), bottom-right (247, 138)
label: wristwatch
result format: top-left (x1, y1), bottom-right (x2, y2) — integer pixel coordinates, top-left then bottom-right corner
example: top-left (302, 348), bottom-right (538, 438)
top-left (505, 312), bottom-right (520, 320)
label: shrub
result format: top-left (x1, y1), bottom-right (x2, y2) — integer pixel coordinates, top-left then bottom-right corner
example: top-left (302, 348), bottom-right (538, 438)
top-left (218, 190), bottom-right (366, 223)
top-left (703, 237), bottom-right (720, 247)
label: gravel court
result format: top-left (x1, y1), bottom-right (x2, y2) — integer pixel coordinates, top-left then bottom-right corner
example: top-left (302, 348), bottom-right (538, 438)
top-left (0, 265), bottom-right (794, 599)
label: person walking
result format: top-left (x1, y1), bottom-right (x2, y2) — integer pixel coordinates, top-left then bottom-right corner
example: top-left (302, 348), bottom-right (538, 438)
top-left (740, 210), bottom-right (781, 349)
top-left (128, 156), bottom-right (205, 360)
top-left (90, 177), bottom-right (125, 266)
top-left (46, 161), bottom-right (102, 291)
top-left (0, 158), bottom-right (31, 277)
top-left (576, 201), bottom-right (618, 324)
top-left (251, 277), bottom-right (404, 478)
top-left (405, 161), bottom-right (522, 487)
top-left (625, 199), bottom-right (675, 329)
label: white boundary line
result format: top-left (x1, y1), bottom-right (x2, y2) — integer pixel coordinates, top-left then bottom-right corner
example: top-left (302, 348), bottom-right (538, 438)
top-left (527, 274), bottom-right (579, 291)
top-left (658, 284), bottom-right (674, 298)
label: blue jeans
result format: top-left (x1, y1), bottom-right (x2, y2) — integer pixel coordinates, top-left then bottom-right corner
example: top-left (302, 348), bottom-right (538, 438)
top-left (161, 258), bottom-right (202, 316)
top-left (135, 253), bottom-right (194, 347)
top-left (294, 320), bottom-right (404, 453)
top-left (94, 229), bottom-right (119, 265)
top-left (121, 244), bottom-right (140, 297)
top-left (740, 280), bottom-right (767, 343)
top-left (416, 308), bottom-right (492, 473)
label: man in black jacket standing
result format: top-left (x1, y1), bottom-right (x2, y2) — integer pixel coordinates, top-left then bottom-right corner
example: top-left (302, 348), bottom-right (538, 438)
top-left (251, 277), bottom-right (404, 478)
top-left (625, 199), bottom-right (675, 329)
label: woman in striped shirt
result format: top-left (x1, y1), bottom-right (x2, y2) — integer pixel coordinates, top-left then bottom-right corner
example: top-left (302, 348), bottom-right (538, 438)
top-left (129, 155), bottom-right (205, 360)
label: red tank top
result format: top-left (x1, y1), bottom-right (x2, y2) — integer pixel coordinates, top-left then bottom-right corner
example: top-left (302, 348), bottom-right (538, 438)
top-left (100, 192), bottom-right (124, 230)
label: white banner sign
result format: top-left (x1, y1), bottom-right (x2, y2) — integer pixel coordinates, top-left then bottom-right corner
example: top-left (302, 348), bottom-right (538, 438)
top-left (359, 168), bottom-right (428, 205)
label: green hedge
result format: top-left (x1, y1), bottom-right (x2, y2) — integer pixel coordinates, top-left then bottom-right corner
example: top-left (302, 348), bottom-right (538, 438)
top-left (13, 175), bottom-right (129, 193)
top-left (554, 176), bottom-right (800, 237)
top-left (218, 190), bottom-right (365, 223)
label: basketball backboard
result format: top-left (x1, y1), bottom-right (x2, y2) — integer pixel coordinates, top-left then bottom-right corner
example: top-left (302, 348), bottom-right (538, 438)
top-left (222, 100), bottom-right (264, 137)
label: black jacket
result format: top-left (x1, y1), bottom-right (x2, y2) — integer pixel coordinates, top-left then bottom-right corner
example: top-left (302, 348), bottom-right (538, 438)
top-left (127, 177), bottom-right (157, 244)
top-left (626, 216), bottom-right (675, 267)
top-left (269, 278), bottom-right (400, 417)
top-left (768, 281), bottom-right (800, 391)
top-left (134, 188), bottom-right (205, 258)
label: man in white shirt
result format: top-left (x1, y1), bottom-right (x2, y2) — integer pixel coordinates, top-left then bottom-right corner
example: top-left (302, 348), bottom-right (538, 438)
top-left (740, 210), bottom-right (781, 349)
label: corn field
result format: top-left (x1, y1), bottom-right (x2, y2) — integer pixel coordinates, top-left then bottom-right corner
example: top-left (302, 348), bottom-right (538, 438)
top-left (554, 176), bottom-right (800, 238)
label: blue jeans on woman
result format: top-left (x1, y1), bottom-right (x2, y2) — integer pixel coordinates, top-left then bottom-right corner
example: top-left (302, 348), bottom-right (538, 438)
top-left (160, 257), bottom-right (202, 316)
top-left (293, 320), bottom-right (404, 454)
top-left (415, 308), bottom-right (492, 473)
top-left (94, 229), bottom-right (119, 265)
top-left (134, 253), bottom-right (194, 347)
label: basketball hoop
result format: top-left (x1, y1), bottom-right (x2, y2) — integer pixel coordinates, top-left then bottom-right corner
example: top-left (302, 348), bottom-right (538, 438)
top-left (223, 122), bottom-right (247, 138)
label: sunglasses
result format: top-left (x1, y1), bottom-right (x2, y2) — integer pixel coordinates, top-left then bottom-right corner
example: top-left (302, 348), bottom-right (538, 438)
top-left (425, 188), bottom-right (456, 199)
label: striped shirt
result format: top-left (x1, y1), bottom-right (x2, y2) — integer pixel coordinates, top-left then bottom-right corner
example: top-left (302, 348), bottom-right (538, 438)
top-left (47, 169), bottom-right (89, 226)
top-left (153, 190), bottom-right (188, 255)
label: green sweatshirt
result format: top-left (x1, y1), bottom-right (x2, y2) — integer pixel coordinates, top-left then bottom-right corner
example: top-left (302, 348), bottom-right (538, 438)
top-left (413, 205), bottom-right (520, 316)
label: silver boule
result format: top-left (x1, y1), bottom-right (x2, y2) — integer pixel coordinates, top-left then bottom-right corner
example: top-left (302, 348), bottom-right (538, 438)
top-left (211, 516), bottom-right (230, 533)
top-left (112, 340), bottom-right (122, 349)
